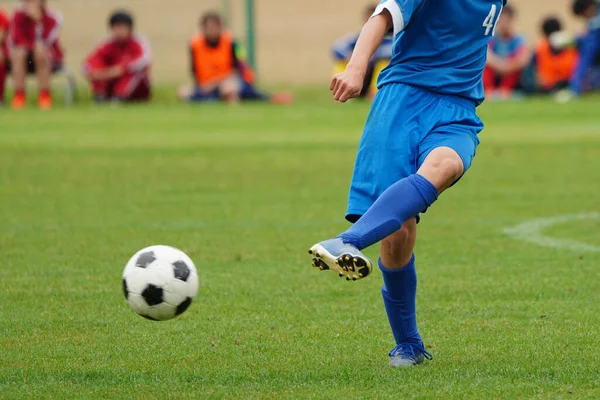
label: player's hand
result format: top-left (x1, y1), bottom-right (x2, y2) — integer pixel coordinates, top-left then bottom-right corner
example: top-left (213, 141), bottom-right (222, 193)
top-left (89, 70), bottom-right (107, 80)
top-left (330, 67), bottom-right (365, 103)
top-left (106, 65), bottom-right (125, 79)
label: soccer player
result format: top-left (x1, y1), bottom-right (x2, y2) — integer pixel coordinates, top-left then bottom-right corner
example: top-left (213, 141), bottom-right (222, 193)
top-left (83, 11), bottom-right (151, 103)
top-left (179, 12), bottom-right (292, 105)
top-left (570, 0), bottom-right (600, 95)
top-left (332, 4), bottom-right (393, 101)
top-left (9, 0), bottom-right (64, 110)
top-left (0, 9), bottom-right (9, 106)
top-left (483, 5), bottom-right (531, 98)
top-left (308, 0), bottom-right (506, 367)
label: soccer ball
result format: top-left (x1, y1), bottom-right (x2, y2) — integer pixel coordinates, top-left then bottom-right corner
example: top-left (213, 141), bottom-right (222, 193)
top-left (122, 245), bottom-right (199, 321)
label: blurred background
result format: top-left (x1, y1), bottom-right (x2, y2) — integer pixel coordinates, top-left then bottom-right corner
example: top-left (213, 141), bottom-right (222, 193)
top-left (0, 0), bottom-right (585, 86)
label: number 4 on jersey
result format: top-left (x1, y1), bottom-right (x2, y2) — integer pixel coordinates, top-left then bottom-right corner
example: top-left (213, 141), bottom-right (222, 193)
top-left (483, 5), bottom-right (502, 36)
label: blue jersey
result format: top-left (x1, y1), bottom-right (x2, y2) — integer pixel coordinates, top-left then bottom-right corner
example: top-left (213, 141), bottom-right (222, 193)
top-left (376, 0), bottom-right (507, 105)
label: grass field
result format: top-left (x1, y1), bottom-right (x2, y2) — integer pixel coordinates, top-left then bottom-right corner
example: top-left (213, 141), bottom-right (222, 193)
top-left (1, 92), bottom-right (600, 399)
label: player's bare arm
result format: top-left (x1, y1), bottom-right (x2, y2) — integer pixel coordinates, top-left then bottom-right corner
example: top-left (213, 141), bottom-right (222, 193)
top-left (330, 10), bottom-right (392, 103)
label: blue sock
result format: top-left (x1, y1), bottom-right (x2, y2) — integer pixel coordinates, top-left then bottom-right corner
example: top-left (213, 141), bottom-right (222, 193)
top-left (380, 256), bottom-right (421, 345)
top-left (339, 174), bottom-right (438, 250)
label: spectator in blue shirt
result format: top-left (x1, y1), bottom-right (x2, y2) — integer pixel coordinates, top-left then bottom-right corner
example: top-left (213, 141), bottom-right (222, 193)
top-left (570, 0), bottom-right (600, 94)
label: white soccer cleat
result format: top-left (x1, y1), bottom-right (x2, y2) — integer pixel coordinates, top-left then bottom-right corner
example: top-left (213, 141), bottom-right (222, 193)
top-left (308, 238), bottom-right (373, 281)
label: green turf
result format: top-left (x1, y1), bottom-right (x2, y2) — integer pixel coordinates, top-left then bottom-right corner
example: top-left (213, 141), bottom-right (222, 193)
top-left (1, 93), bottom-right (600, 399)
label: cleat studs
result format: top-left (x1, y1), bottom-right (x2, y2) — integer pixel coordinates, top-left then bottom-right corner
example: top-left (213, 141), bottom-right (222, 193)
top-left (346, 277), bottom-right (351, 281)
top-left (352, 277), bottom-right (357, 281)
top-left (312, 263), bottom-right (316, 267)
top-left (308, 250), bottom-right (313, 255)
top-left (319, 266), bottom-right (324, 271)
top-left (359, 273), bottom-right (364, 278)
top-left (353, 258), bottom-right (358, 263)
top-left (339, 273), bottom-right (344, 277)
top-left (315, 253), bottom-right (321, 258)
top-left (345, 256), bottom-right (350, 262)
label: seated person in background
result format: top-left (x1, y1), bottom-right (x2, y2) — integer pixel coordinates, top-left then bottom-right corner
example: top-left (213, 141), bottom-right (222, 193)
top-left (9, 0), bottom-right (64, 110)
top-left (535, 17), bottom-right (579, 92)
top-left (0, 9), bottom-right (9, 106)
top-left (570, 0), bottom-right (600, 95)
top-left (331, 4), bottom-right (392, 101)
top-left (178, 12), bottom-right (291, 104)
top-left (83, 11), bottom-right (151, 103)
top-left (483, 5), bottom-right (531, 98)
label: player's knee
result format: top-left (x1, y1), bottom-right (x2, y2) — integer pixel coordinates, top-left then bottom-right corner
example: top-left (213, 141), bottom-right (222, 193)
top-left (435, 156), bottom-right (464, 182)
top-left (33, 48), bottom-right (50, 64)
top-left (11, 47), bottom-right (27, 62)
top-left (381, 220), bottom-right (417, 269)
top-left (420, 153), bottom-right (464, 191)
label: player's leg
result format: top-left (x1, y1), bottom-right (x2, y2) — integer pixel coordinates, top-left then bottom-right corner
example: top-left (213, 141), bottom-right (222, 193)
top-left (0, 50), bottom-right (6, 106)
top-left (90, 78), bottom-right (109, 102)
top-left (10, 47), bottom-right (28, 109)
top-left (332, 141), bottom-right (469, 253)
top-left (378, 129), bottom-right (476, 368)
top-left (375, 147), bottom-right (467, 367)
top-left (218, 74), bottom-right (241, 104)
top-left (33, 43), bottom-right (52, 109)
top-left (336, 112), bottom-right (476, 253)
top-left (335, 170), bottom-right (440, 251)
top-left (378, 219), bottom-right (431, 367)
top-left (126, 75), bottom-right (151, 102)
top-left (498, 70), bottom-right (521, 98)
top-left (134, 76), bottom-right (151, 101)
top-left (113, 72), bottom-right (150, 102)
top-left (414, 146), bottom-right (465, 191)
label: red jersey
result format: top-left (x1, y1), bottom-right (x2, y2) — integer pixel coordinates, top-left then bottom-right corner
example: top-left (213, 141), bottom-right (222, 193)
top-left (84, 35), bottom-right (151, 75)
top-left (9, 7), bottom-right (63, 61)
top-left (0, 10), bottom-right (9, 55)
top-left (0, 10), bottom-right (8, 38)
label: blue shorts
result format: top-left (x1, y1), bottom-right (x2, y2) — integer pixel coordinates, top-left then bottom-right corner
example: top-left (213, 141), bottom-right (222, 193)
top-left (346, 83), bottom-right (483, 222)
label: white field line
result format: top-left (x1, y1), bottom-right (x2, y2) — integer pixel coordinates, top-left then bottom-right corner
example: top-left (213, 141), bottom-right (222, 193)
top-left (503, 213), bottom-right (600, 253)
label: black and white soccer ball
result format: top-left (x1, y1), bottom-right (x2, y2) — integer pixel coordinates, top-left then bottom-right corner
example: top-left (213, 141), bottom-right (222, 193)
top-left (122, 245), bottom-right (199, 321)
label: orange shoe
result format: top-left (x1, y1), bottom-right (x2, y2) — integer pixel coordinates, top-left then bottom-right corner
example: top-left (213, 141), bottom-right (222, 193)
top-left (38, 92), bottom-right (53, 110)
top-left (11, 93), bottom-right (26, 110)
